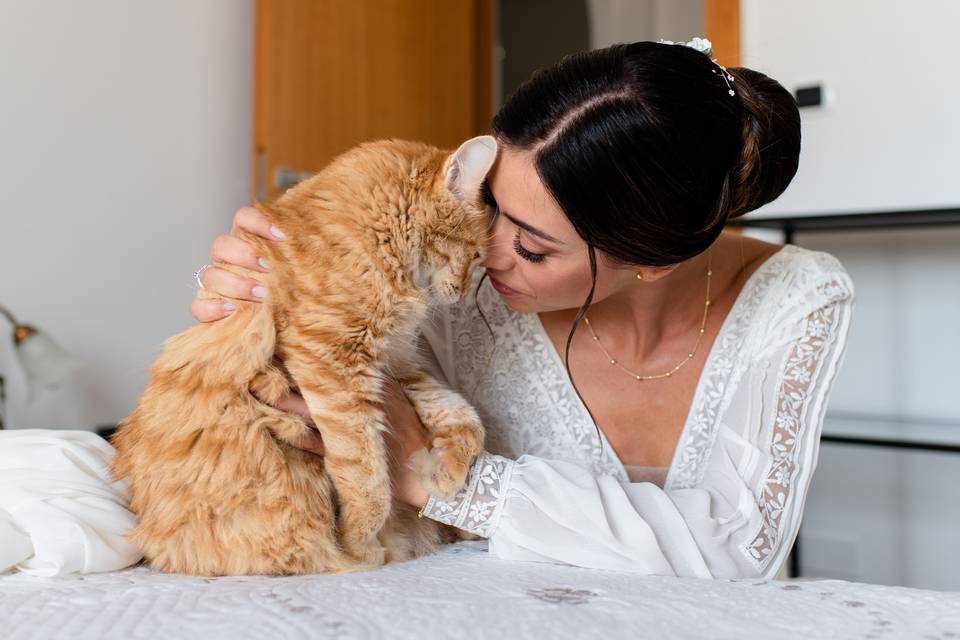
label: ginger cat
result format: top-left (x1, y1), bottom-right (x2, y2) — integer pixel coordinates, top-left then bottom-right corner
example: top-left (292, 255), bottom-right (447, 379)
top-left (110, 136), bottom-right (497, 576)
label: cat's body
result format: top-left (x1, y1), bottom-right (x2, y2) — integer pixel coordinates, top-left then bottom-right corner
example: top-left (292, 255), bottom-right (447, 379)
top-left (110, 137), bottom-right (497, 575)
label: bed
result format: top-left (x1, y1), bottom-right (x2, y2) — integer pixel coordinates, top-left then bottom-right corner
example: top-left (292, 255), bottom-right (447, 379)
top-left (2, 539), bottom-right (958, 639)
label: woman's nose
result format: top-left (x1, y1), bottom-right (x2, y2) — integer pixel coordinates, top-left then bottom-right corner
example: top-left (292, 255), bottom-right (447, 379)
top-left (482, 225), bottom-right (514, 271)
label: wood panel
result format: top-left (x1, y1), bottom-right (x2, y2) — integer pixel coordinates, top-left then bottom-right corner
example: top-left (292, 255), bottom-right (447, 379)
top-left (706, 0), bottom-right (740, 67)
top-left (254, 0), bottom-right (494, 203)
top-left (708, 0), bottom-right (743, 234)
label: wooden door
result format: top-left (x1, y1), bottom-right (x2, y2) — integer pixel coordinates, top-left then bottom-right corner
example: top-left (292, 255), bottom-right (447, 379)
top-left (706, 0), bottom-right (740, 67)
top-left (253, 0), bottom-right (495, 203)
top-left (708, 0), bottom-right (743, 236)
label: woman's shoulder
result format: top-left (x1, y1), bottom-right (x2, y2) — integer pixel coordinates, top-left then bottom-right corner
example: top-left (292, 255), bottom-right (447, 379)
top-left (782, 242), bottom-right (850, 276)
top-left (732, 229), bottom-right (848, 281)
top-left (732, 234), bottom-right (854, 307)
top-left (739, 243), bottom-right (855, 357)
top-left (771, 243), bottom-right (855, 302)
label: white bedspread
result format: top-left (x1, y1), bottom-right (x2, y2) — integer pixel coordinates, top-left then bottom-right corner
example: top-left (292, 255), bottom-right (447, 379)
top-left (2, 540), bottom-right (958, 639)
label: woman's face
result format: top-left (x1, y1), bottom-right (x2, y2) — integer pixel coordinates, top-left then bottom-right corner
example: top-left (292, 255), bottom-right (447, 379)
top-left (481, 145), bottom-right (664, 314)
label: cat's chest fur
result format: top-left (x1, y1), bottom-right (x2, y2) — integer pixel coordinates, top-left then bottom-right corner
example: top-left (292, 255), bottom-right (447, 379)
top-left (378, 293), bottom-right (431, 374)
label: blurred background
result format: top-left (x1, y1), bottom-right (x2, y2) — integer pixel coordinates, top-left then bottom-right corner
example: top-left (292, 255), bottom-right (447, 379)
top-left (1, 0), bottom-right (958, 590)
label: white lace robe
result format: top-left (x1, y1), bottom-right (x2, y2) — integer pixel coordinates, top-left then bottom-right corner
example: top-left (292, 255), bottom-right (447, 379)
top-left (419, 244), bottom-right (855, 579)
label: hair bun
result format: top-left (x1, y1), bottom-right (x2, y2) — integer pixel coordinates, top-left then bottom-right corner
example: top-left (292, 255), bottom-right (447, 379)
top-left (725, 67), bottom-right (801, 219)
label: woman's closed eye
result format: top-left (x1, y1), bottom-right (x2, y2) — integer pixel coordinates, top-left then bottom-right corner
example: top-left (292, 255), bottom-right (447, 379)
top-left (513, 230), bottom-right (546, 263)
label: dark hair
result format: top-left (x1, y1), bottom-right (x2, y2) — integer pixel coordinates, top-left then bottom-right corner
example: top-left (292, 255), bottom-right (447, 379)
top-left (478, 41), bottom-right (801, 447)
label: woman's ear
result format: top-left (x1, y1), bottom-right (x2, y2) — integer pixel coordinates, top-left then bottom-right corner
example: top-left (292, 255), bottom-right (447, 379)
top-left (445, 135), bottom-right (498, 204)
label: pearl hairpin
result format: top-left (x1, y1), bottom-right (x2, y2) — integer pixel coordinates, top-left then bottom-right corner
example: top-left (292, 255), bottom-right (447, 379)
top-left (711, 63), bottom-right (737, 97)
top-left (658, 36), bottom-right (737, 97)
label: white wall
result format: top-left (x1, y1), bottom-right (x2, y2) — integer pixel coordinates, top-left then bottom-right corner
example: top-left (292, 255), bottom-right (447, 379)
top-left (742, 0), bottom-right (960, 216)
top-left (740, 0), bottom-right (960, 590)
top-left (0, 1), bottom-right (253, 428)
top-left (587, 0), bottom-right (703, 49)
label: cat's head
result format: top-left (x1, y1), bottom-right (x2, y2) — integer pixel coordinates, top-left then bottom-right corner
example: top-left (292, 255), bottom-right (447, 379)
top-left (412, 135), bottom-right (498, 304)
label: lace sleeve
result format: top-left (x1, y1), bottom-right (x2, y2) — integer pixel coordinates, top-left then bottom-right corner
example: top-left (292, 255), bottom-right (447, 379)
top-left (737, 272), bottom-right (856, 574)
top-left (420, 451), bottom-right (515, 538)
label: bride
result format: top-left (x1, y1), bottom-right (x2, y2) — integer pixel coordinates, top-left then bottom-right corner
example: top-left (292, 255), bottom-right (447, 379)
top-left (0, 38), bottom-right (854, 579)
top-left (192, 39), bottom-right (856, 579)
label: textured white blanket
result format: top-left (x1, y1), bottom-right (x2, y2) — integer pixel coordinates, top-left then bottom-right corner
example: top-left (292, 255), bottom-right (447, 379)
top-left (2, 430), bottom-right (958, 639)
top-left (2, 540), bottom-right (959, 639)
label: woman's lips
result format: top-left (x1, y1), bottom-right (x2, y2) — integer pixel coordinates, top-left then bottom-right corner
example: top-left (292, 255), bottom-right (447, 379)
top-left (488, 274), bottom-right (523, 297)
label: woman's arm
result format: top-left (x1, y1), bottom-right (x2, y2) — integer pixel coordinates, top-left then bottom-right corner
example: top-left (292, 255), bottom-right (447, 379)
top-left (418, 265), bottom-right (855, 579)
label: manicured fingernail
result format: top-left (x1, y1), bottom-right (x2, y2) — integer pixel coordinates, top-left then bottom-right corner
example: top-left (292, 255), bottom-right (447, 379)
top-left (258, 257), bottom-right (270, 271)
top-left (252, 285), bottom-right (267, 298)
top-left (270, 225), bottom-right (286, 240)
top-left (222, 302), bottom-right (236, 312)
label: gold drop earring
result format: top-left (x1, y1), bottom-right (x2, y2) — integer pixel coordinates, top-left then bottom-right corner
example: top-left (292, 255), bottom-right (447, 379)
top-left (636, 272), bottom-right (644, 281)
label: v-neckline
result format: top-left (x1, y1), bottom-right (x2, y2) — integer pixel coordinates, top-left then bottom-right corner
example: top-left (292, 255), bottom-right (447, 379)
top-left (525, 244), bottom-right (794, 486)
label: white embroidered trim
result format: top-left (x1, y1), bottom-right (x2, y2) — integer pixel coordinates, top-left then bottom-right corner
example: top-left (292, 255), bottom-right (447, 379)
top-left (740, 277), bottom-right (852, 572)
top-left (421, 451), bottom-right (515, 538)
top-left (666, 246), bottom-right (799, 490)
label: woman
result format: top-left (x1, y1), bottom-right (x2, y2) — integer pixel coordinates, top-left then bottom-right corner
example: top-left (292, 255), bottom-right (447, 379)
top-left (192, 39), bottom-right (855, 579)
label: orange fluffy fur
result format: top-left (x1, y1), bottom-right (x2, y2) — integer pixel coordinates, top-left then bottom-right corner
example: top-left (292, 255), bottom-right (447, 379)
top-left (111, 137), bottom-right (497, 575)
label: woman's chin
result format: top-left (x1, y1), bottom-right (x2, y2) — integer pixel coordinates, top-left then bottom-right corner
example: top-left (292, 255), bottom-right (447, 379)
top-left (498, 294), bottom-right (539, 314)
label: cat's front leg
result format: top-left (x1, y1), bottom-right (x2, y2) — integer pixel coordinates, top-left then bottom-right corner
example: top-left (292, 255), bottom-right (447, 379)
top-left (399, 371), bottom-right (485, 500)
top-left (285, 357), bottom-right (392, 567)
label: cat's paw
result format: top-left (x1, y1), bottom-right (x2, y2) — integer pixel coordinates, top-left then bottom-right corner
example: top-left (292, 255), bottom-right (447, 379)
top-left (408, 428), bottom-right (481, 500)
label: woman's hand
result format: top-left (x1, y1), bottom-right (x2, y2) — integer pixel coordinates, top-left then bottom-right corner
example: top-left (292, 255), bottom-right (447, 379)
top-left (380, 380), bottom-right (432, 509)
top-left (190, 206), bottom-right (286, 322)
top-left (270, 391), bottom-right (325, 456)
top-left (265, 380), bottom-right (433, 508)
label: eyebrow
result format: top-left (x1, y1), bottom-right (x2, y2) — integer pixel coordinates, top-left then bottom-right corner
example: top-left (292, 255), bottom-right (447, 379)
top-left (500, 211), bottom-right (564, 245)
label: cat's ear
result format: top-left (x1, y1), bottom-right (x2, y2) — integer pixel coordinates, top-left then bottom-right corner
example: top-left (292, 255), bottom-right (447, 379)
top-left (444, 135), bottom-right (498, 204)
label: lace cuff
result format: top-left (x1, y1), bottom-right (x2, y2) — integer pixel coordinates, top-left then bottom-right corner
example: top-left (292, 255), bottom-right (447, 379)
top-left (420, 451), bottom-right (515, 538)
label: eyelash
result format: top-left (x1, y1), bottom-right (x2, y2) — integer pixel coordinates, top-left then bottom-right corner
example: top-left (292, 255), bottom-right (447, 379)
top-left (484, 179), bottom-right (547, 264)
top-left (513, 230), bottom-right (546, 263)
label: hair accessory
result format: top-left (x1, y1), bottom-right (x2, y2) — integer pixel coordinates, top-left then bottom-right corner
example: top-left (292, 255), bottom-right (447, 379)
top-left (657, 36), bottom-right (713, 55)
top-left (657, 36), bottom-right (736, 97)
top-left (711, 62), bottom-right (737, 97)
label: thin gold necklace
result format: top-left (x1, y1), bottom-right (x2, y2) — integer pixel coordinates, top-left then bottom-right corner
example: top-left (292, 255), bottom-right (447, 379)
top-left (583, 252), bottom-right (712, 381)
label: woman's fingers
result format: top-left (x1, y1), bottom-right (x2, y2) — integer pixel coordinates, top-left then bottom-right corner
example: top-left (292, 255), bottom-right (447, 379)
top-left (198, 265), bottom-right (267, 302)
top-left (268, 426), bottom-right (325, 456)
top-left (210, 234), bottom-right (271, 273)
top-left (231, 206), bottom-right (287, 241)
top-left (190, 297), bottom-right (236, 323)
top-left (273, 391), bottom-right (316, 427)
